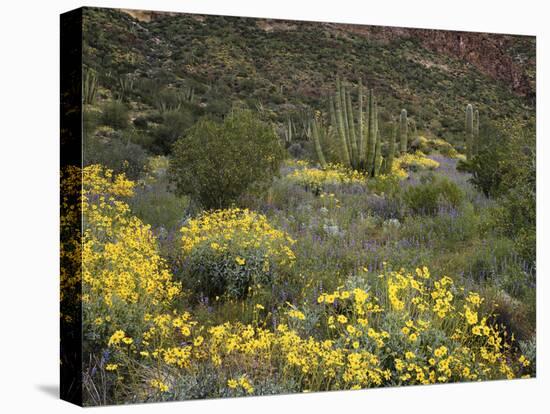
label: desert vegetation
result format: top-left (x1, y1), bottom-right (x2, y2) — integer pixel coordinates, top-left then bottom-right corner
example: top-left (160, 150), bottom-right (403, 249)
top-left (62, 8), bottom-right (536, 405)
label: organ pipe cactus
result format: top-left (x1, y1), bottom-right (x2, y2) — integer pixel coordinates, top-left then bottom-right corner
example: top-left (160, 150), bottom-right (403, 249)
top-left (116, 75), bottom-right (134, 102)
top-left (333, 78), bottom-right (352, 166)
top-left (83, 68), bottom-right (98, 105)
top-left (399, 109), bottom-right (408, 153)
top-left (312, 117), bottom-right (327, 168)
top-left (357, 80), bottom-right (365, 167)
top-left (366, 89), bottom-right (377, 175)
top-left (385, 121), bottom-right (396, 174)
top-left (309, 77), bottom-right (392, 177)
top-left (473, 109), bottom-right (480, 155)
top-left (346, 89), bottom-right (359, 166)
top-left (374, 128), bottom-right (382, 176)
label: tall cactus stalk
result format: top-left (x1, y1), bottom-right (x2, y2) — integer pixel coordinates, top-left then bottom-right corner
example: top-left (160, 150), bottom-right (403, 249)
top-left (283, 118), bottom-right (293, 143)
top-left (366, 90), bottom-right (377, 175)
top-left (385, 121), bottom-right (396, 174)
top-left (399, 109), bottom-right (408, 154)
top-left (346, 89), bottom-right (359, 168)
top-left (83, 68), bottom-right (98, 105)
top-left (357, 80), bottom-right (365, 168)
top-left (334, 79), bottom-right (351, 166)
top-left (117, 75), bottom-right (134, 102)
top-left (473, 109), bottom-right (480, 155)
top-left (338, 79), bottom-right (353, 164)
top-left (374, 128), bottom-right (382, 176)
top-left (465, 104), bottom-right (474, 160)
top-left (312, 118), bottom-right (327, 168)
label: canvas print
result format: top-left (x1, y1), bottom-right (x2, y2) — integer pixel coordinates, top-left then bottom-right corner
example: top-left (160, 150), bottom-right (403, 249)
top-left (60, 6), bottom-right (536, 406)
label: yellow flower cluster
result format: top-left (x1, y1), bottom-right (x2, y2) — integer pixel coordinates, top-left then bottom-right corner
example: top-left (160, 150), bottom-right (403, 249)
top-left (181, 208), bottom-right (295, 265)
top-left (395, 151), bottom-right (440, 171)
top-left (103, 265), bottom-right (530, 396)
top-left (286, 163), bottom-right (367, 191)
top-left (227, 376), bottom-right (254, 394)
top-left (77, 165), bottom-right (181, 345)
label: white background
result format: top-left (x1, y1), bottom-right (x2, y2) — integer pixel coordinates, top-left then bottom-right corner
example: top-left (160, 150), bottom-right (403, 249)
top-left (0, 0), bottom-right (548, 412)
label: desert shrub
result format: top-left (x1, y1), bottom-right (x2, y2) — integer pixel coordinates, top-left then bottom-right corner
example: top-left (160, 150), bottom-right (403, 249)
top-left (130, 184), bottom-right (189, 230)
top-left (151, 109), bottom-right (194, 155)
top-left (84, 136), bottom-right (148, 180)
top-left (403, 174), bottom-right (464, 215)
top-left (368, 174), bottom-right (403, 197)
top-left (205, 97), bottom-right (231, 119)
top-left (128, 156), bottom-right (191, 230)
top-left (133, 115), bottom-right (148, 129)
top-left (83, 107), bottom-right (101, 139)
top-left (178, 208), bottom-right (296, 300)
top-left (482, 289), bottom-right (535, 344)
top-left (461, 120), bottom-right (535, 265)
top-left (287, 142), bottom-right (307, 159)
top-left (100, 100), bottom-right (129, 130)
top-left (170, 110), bottom-right (285, 209)
top-left (400, 202), bottom-right (478, 247)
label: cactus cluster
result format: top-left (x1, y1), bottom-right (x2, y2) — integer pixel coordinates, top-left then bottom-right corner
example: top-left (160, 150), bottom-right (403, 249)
top-left (155, 86), bottom-right (195, 113)
top-left (115, 75), bottom-right (134, 102)
top-left (312, 77), bottom-right (401, 177)
top-left (83, 68), bottom-right (98, 105)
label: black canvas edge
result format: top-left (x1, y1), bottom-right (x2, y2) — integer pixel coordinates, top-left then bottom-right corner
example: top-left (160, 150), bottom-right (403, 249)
top-left (60, 6), bottom-right (83, 407)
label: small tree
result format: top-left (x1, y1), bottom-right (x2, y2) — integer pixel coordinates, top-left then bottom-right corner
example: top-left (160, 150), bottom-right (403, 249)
top-left (170, 110), bottom-right (285, 209)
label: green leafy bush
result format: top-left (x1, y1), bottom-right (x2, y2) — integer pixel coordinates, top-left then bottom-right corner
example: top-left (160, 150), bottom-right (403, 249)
top-left (84, 136), bottom-right (147, 180)
top-left (179, 208), bottom-right (296, 300)
top-left (151, 109), bottom-right (194, 155)
top-left (460, 120), bottom-right (535, 265)
top-left (170, 110), bottom-right (285, 209)
top-left (403, 174), bottom-right (464, 215)
top-left (100, 100), bottom-right (129, 130)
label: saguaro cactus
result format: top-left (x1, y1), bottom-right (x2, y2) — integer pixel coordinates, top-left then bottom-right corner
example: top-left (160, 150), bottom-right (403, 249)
top-left (399, 109), bottom-right (408, 154)
top-left (465, 104), bottom-right (474, 160)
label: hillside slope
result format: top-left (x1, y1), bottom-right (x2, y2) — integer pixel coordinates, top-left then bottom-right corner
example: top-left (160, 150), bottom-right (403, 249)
top-left (82, 7), bottom-right (535, 143)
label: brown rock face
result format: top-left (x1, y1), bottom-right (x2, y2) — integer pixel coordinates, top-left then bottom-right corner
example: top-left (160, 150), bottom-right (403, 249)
top-left (410, 29), bottom-right (534, 99)
top-left (336, 24), bottom-right (535, 99)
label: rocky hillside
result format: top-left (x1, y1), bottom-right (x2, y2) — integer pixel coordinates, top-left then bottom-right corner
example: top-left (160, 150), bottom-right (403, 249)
top-left (82, 7), bottom-right (535, 145)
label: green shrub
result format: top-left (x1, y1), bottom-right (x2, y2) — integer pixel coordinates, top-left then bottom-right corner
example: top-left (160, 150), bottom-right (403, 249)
top-left (179, 208), bottom-right (296, 300)
top-left (129, 183), bottom-right (189, 229)
top-left (132, 115), bottom-right (148, 129)
top-left (100, 100), bottom-right (129, 130)
top-left (403, 174), bottom-right (464, 215)
top-left (461, 119), bottom-right (535, 266)
top-left (84, 136), bottom-right (147, 180)
top-left (170, 110), bottom-right (285, 209)
top-left (151, 109), bottom-right (194, 155)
